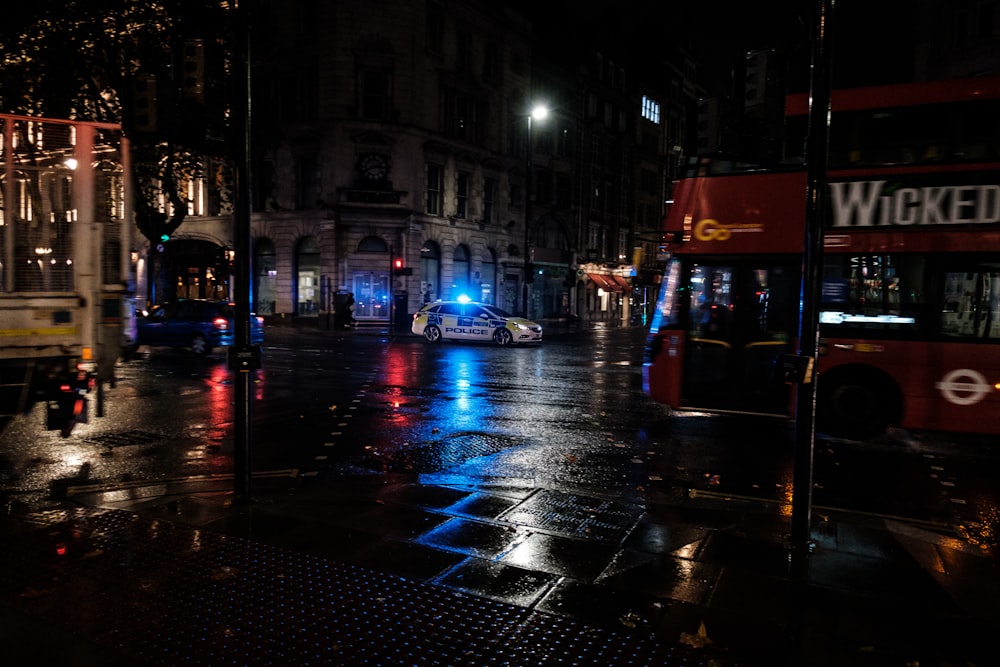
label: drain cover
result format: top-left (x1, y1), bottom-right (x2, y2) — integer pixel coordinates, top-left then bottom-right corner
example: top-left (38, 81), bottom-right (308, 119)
top-left (368, 432), bottom-right (522, 473)
top-left (498, 489), bottom-right (643, 542)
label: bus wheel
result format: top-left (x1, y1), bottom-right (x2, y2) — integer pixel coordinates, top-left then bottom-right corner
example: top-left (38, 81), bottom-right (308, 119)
top-left (817, 369), bottom-right (900, 440)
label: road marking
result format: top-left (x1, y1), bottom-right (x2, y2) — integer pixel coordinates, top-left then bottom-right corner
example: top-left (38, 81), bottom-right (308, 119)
top-left (64, 469), bottom-right (299, 496)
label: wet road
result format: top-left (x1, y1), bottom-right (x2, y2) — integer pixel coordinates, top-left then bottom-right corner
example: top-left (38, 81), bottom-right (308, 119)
top-left (1, 324), bottom-right (998, 551)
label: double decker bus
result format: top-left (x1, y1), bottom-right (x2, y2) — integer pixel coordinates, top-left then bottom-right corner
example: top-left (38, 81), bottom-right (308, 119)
top-left (643, 76), bottom-right (1000, 439)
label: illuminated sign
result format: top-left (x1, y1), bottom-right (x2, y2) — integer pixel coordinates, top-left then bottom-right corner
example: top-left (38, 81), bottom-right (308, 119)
top-left (693, 219), bottom-right (765, 242)
top-left (829, 180), bottom-right (1000, 228)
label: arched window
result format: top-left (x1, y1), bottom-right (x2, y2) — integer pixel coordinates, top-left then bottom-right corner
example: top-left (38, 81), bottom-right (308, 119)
top-left (254, 238), bottom-right (277, 315)
top-left (420, 240), bottom-right (441, 303)
top-left (296, 237), bottom-right (320, 315)
top-left (452, 244), bottom-right (471, 300)
top-left (358, 236), bottom-right (388, 253)
top-left (480, 248), bottom-right (497, 305)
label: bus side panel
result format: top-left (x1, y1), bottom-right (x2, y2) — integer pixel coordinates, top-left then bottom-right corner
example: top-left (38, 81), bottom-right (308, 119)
top-left (664, 172), bottom-right (808, 255)
top-left (643, 329), bottom-right (685, 408)
top-left (818, 339), bottom-right (1000, 435)
top-left (919, 342), bottom-right (1000, 434)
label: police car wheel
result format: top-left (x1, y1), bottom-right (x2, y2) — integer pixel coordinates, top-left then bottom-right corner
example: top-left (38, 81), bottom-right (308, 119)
top-left (493, 328), bottom-right (513, 346)
top-left (423, 325), bottom-right (442, 343)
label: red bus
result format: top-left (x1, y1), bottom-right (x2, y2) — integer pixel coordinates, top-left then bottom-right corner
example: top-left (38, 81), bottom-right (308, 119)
top-left (643, 76), bottom-right (1000, 439)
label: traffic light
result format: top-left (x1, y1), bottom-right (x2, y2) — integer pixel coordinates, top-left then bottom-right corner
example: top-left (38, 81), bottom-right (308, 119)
top-left (393, 258), bottom-right (412, 276)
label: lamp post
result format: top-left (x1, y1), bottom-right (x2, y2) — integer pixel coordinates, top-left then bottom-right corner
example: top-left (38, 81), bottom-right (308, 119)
top-left (522, 104), bottom-right (548, 318)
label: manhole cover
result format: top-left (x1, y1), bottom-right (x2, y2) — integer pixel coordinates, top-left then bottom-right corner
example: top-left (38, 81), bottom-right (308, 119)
top-left (498, 489), bottom-right (643, 542)
top-left (368, 432), bottom-right (522, 473)
top-left (83, 430), bottom-right (164, 448)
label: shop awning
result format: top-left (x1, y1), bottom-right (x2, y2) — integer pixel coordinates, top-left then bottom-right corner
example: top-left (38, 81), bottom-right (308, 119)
top-left (587, 273), bottom-right (624, 293)
top-left (611, 275), bottom-right (632, 291)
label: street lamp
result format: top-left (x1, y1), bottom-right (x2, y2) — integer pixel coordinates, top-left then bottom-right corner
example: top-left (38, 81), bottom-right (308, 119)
top-left (522, 103), bottom-right (548, 318)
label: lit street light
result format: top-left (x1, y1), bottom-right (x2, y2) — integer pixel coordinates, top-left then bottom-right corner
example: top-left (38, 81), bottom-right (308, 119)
top-left (522, 103), bottom-right (548, 318)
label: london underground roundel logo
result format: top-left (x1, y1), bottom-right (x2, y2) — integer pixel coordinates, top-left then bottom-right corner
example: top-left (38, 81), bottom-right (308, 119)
top-left (935, 369), bottom-right (992, 406)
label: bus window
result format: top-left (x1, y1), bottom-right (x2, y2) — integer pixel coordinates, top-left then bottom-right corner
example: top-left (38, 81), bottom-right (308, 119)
top-left (941, 268), bottom-right (1000, 339)
top-left (675, 262), bottom-right (797, 411)
top-left (820, 255), bottom-right (923, 331)
top-left (689, 265), bottom-right (734, 341)
top-left (648, 258), bottom-right (682, 332)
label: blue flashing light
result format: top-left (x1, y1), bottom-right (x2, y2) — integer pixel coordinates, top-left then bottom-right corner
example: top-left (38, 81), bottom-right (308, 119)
top-left (456, 294), bottom-right (471, 303)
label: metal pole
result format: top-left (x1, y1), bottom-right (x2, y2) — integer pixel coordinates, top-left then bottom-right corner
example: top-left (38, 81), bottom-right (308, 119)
top-left (232, 4), bottom-right (254, 502)
top-left (521, 114), bottom-right (532, 318)
top-left (791, 0), bottom-right (835, 561)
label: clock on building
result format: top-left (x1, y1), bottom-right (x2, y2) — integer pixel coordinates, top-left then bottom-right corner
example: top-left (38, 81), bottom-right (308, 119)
top-left (359, 153), bottom-right (388, 181)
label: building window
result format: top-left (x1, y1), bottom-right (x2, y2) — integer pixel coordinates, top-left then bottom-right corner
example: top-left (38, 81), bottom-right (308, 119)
top-left (426, 3), bottom-right (443, 54)
top-left (426, 164), bottom-right (443, 215)
top-left (555, 173), bottom-right (572, 207)
top-left (642, 95), bottom-right (661, 124)
top-left (420, 240), bottom-right (441, 302)
top-left (359, 69), bottom-right (391, 120)
top-left (641, 168), bottom-right (658, 195)
top-left (279, 76), bottom-right (296, 121)
top-left (535, 167), bottom-right (552, 204)
top-left (483, 43), bottom-right (500, 83)
top-left (480, 248), bottom-right (497, 304)
top-left (254, 238), bottom-right (277, 315)
top-left (482, 178), bottom-right (496, 223)
top-left (456, 31), bottom-right (472, 70)
top-left (556, 125), bottom-right (572, 157)
top-left (179, 171), bottom-right (206, 216)
top-left (298, 0), bottom-right (318, 36)
top-left (456, 171), bottom-right (470, 219)
top-left (452, 244), bottom-right (471, 299)
top-left (296, 155), bottom-right (318, 210)
top-left (277, 68), bottom-right (318, 122)
top-left (296, 236), bottom-right (320, 315)
top-left (443, 89), bottom-right (482, 142)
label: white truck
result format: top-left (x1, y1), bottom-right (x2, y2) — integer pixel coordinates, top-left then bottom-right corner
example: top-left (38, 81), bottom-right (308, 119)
top-left (0, 114), bottom-right (134, 436)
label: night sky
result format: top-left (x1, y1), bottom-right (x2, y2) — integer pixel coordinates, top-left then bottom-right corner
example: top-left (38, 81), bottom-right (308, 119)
top-left (523, 0), bottom-right (916, 91)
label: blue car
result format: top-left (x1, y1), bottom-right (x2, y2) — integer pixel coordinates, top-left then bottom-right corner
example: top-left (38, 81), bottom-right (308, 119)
top-left (136, 299), bottom-right (264, 356)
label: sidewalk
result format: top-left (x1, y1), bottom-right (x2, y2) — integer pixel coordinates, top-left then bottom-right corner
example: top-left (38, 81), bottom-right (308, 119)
top-left (2, 468), bottom-right (997, 666)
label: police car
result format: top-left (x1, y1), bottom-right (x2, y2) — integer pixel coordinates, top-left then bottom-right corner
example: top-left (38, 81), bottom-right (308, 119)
top-left (411, 299), bottom-right (543, 346)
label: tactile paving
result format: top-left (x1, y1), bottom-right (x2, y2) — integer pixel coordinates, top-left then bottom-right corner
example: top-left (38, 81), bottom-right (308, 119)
top-left (0, 507), bottom-right (729, 666)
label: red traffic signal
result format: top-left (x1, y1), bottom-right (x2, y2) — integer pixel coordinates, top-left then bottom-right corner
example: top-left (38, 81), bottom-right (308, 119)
top-left (392, 258), bottom-right (412, 275)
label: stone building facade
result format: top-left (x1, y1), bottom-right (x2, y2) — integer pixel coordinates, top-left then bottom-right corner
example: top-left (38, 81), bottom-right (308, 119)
top-left (134, 0), bottom-right (687, 327)
top-left (248, 0), bottom-right (536, 325)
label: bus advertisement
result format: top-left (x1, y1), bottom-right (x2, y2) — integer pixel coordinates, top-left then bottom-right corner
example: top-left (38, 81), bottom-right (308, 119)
top-left (642, 76), bottom-right (1000, 439)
